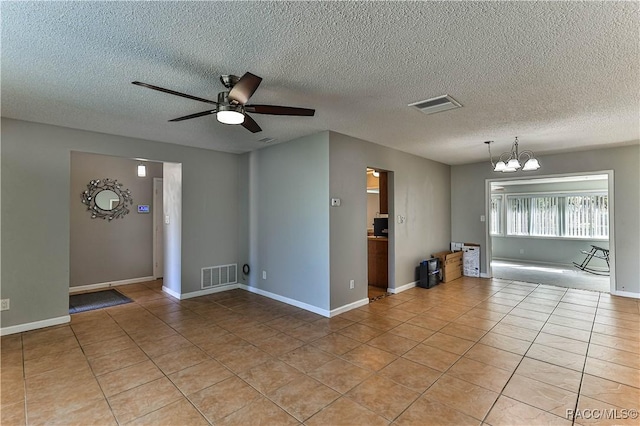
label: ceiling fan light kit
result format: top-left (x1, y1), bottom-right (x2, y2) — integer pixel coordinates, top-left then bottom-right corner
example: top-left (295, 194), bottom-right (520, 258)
top-left (485, 137), bottom-right (541, 173)
top-left (217, 105), bottom-right (245, 125)
top-left (132, 72), bottom-right (315, 133)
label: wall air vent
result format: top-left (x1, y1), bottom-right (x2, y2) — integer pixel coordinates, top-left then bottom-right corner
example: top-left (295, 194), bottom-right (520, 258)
top-left (201, 263), bottom-right (237, 289)
top-left (409, 95), bottom-right (462, 115)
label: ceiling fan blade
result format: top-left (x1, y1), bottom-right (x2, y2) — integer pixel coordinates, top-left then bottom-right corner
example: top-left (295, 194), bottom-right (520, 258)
top-left (245, 104), bottom-right (315, 116)
top-left (132, 81), bottom-right (217, 105)
top-left (168, 109), bottom-right (218, 122)
top-left (228, 72), bottom-right (262, 104)
top-left (241, 113), bottom-right (262, 133)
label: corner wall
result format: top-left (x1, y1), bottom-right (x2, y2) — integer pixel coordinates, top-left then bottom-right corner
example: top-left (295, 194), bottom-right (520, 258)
top-left (1, 118), bottom-right (239, 331)
top-left (241, 133), bottom-right (331, 312)
top-left (451, 144), bottom-right (640, 295)
top-left (329, 132), bottom-right (451, 310)
top-left (69, 152), bottom-right (163, 287)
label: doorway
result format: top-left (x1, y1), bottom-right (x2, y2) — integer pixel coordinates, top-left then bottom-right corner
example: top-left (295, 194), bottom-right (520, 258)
top-left (69, 152), bottom-right (167, 293)
top-left (486, 172), bottom-right (614, 293)
top-left (366, 168), bottom-right (389, 300)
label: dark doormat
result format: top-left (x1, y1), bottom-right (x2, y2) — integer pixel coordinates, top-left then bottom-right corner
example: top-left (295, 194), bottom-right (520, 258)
top-left (69, 289), bottom-right (133, 314)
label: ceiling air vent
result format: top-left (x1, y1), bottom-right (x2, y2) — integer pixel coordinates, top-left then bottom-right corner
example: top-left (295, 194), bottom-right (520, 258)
top-left (258, 137), bottom-right (275, 144)
top-left (409, 95), bottom-right (462, 115)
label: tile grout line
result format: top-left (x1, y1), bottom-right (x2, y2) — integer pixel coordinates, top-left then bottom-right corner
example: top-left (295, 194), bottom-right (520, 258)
top-left (13, 279), bottom-right (636, 425)
top-left (567, 291), bottom-right (600, 425)
top-left (19, 335), bottom-right (28, 426)
top-left (308, 279), bottom-right (509, 423)
top-left (116, 284), bottom-right (294, 424)
top-left (136, 284), bottom-right (339, 425)
top-left (478, 282), bottom-right (549, 424)
top-left (80, 284), bottom-right (218, 425)
top-left (383, 280), bottom-right (539, 423)
top-left (479, 282), bottom-right (573, 424)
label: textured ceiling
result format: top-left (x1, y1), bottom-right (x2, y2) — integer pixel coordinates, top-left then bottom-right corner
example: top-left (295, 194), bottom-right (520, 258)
top-left (2, 1), bottom-right (638, 165)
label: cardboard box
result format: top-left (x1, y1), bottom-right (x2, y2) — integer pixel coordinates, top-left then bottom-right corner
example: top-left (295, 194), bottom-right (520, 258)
top-left (450, 242), bottom-right (464, 252)
top-left (431, 250), bottom-right (463, 283)
top-left (462, 243), bottom-right (480, 277)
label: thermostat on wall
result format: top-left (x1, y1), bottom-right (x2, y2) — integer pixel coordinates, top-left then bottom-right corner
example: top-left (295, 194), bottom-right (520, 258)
top-left (137, 205), bottom-right (150, 213)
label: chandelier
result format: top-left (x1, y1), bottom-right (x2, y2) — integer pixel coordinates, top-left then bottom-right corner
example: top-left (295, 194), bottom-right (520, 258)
top-left (485, 137), bottom-right (540, 172)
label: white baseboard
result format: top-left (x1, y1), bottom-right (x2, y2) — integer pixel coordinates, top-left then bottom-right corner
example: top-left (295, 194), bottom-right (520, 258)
top-left (69, 276), bottom-right (154, 294)
top-left (329, 298), bottom-right (370, 317)
top-left (610, 289), bottom-right (640, 299)
top-left (480, 273), bottom-right (491, 278)
top-left (1, 315), bottom-right (70, 336)
top-left (163, 284), bottom-right (241, 300)
top-left (238, 284), bottom-right (330, 317)
top-left (162, 286), bottom-right (181, 299)
top-left (388, 281), bottom-right (417, 294)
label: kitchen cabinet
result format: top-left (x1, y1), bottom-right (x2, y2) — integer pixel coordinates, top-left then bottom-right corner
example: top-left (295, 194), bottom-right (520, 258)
top-left (368, 237), bottom-right (388, 288)
top-left (379, 171), bottom-right (388, 214)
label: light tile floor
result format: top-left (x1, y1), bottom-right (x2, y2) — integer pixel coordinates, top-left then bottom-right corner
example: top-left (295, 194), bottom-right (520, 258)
top-left (491, 260), bottom-right (610, 293)
top-left (1, 277), bottom-right (638, 425)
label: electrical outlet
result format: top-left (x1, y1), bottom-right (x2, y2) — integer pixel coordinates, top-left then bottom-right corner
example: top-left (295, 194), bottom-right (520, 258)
top-left (262, 271), bottom-right (267, 280)
top-left (349, 280), bottom-right (355, 290)
top-left (0, 299), bottom-right (9, 311)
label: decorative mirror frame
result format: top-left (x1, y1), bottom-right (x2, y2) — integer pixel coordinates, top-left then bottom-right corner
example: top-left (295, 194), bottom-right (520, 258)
top-left (81, 178), bottom-right (133, 220)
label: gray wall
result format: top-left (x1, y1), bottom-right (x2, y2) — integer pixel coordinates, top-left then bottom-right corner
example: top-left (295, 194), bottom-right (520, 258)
top-left (452, 144), bottom-right (640, 294)
top-left (1, 118), bottom-right (239, 328)
top-left (236, 153), bottom-right (250, 285)
top-left (70, 152), bottom-right (163, 287)
top-left (243, 133), bottom-right (331, 311)
top-left (329, 132), bottom-right (451, 310)
top-left (492, 237), bottom-right (609, 267)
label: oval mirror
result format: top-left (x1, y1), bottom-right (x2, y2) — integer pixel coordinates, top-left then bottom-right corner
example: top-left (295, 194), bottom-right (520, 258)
top-left (95, 189), bottom-right (120, 211)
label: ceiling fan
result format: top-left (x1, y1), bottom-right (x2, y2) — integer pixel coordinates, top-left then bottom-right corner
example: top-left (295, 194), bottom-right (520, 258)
top-left (132, 72), bottom-right (315, 133)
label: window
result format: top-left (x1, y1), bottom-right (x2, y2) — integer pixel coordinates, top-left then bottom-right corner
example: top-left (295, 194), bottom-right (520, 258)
top-left (500, 192), bottom-right (608, 239)
top-left (507, 196), bottom-right (529, 236)
top-left (566, 194), bottom-right (609, 238)
top-left (530, 196), bottom-right (559, 236)
top-left (490, 195), bottom-right (503, 235)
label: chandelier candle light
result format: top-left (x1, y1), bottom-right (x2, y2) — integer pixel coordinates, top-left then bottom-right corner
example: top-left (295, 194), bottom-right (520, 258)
top-left (485, 137), bottom-right (541, 172)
